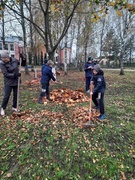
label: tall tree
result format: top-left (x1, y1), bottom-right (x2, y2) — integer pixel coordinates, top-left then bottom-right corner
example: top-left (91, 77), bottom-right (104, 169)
top-left (116, 9), bottom-right (135, 74)
top-left (102, 28), bottom-right (121, 67)
top-left (2, 0), bottom-right (134, 60)
top-left (19, 0), bottom-right (29, 74)
top-left (1, 0), bottom-right (6, 49)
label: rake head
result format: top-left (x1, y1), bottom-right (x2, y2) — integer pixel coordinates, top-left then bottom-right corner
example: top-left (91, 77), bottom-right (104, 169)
top-left (82, 120), bottom-right (97, 128)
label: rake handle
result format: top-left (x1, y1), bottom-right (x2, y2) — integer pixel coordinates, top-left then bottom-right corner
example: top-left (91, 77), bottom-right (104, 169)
top-left (89, 84), bottom-right (93, 121)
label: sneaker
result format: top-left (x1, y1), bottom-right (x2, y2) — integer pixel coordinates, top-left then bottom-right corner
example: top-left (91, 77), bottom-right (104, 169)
top-left (1, 108), bottom-right (5, 116)
top-left (86, 90), bottom-right (90, 94)
top-left (98, 114), bottom-right (106, 120)
top-left (38, 99), bottom-right (43, 104)
top-left (12, 107), bottom-right (18, 112)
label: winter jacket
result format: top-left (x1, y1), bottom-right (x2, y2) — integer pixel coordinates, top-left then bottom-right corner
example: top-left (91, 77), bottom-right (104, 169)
top-left (0, 57), bottom-right (19, 86)
top-left (91, 70), bottom-right (106, 93)
top-left (84, 62), bottom-right (94, 77)
top-left (40, 64), bottom-right (56, 84)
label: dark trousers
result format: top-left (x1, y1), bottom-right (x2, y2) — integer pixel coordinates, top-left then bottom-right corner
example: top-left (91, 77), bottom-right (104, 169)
top-left (85, 76), bottom-right (92, 91)
top-left (39, 83), bottom-right (49, 99)
top-left (92, 92), bottom-right (105, 114)
top-left (1, 85), bottom-right (18, 109)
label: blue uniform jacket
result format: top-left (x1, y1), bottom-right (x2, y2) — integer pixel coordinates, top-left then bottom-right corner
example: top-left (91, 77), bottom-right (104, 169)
top-left (40, 64), bottom-right (56, 84)
top-left (91, 70), bottom-right (106, 93)
top-left (84, 62), bottom-right (94, 77)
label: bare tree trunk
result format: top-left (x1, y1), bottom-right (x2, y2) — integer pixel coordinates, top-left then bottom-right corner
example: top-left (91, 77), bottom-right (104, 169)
top-left (29, 0), bottom-right (35, 72)
top-left (84, 43), bottom-right (87, 63)
top-left (99, 19), bottom-right (105, 61)
top-left (119, 54), bottom-right (124, 75)
top-left (75, 19), bottom-right (81, 68)
top-left (20, 0), bottom-right (29, 75)
top-left (1, 8), bottom-right (6, 50)
top-left (64, 34), bottom-right (68, 75)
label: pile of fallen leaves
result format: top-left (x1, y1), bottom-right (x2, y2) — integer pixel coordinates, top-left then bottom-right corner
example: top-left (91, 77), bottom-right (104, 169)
top-left (11, 107), bottom-right (100, 128)
top-left (24, 78), bottom-right (40, 86)
top-left (14, 80), bottom-right (106, 128)
top-left (49, 88), bottom-right (89, 106)
top-left (11, 87), bottom-right (103, 128)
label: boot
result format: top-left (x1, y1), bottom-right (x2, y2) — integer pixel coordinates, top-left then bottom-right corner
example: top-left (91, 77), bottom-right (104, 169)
top-left (38, 97), bottom-right (43, 104)
top-left (46, 96), bottom-right (52, 101)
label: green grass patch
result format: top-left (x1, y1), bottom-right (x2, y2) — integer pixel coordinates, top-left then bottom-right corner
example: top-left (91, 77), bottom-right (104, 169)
top-left (0, 70), bottom-right (135, 179)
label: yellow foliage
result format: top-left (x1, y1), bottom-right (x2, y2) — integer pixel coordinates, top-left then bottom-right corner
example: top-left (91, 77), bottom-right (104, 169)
top-left (0, 7), bottom-right (4, 11)
top-left (116, 10), bottom-right (122, 16)
top-left (91, 18), bottom-right (97, 23)
top-left (100, 7), bottom-right (105, 13)
top-left (127, 4), bottom-right (133, 8)
top-left (102, 14), bottom-right (106, 18)
top-left (89, 3), bottom-right (92, 7)
top-left (109, 2), bottom-right (115, 6)
top-left (51, 4), bottom-right (55, 13)
top-left (94, 14), bottom-right (99, 20)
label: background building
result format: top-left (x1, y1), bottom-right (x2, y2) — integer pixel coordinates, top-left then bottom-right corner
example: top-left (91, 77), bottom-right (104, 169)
top-left (0, 35), bottom-right (24, 60)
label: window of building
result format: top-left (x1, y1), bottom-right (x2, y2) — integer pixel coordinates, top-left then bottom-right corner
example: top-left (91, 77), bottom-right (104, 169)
top-left (5, 44), bottom-right (8, 50)
top-left (0, 43), bottom-right (2, 50)
top-left (10, 44), bottom-right (14, 51)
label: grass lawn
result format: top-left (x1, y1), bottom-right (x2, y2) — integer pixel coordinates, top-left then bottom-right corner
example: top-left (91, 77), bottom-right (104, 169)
top-left (0, 69), bottom-right (135, 180)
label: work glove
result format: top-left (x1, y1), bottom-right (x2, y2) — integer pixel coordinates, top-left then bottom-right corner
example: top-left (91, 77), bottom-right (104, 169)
top-left (14, 73), bottom-right (21, 77)
top-left (17, 73), bottom-right (21, 77)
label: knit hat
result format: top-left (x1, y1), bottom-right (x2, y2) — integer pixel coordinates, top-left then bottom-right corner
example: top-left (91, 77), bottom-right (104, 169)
top-left (93, 64), bottom-right (101, 72)
top-left (47, 60), bottom-right (54, 67)
top-left (88, 56), bottom-right (93, 61)
top-left (1, 50), bottom-right (10, 58)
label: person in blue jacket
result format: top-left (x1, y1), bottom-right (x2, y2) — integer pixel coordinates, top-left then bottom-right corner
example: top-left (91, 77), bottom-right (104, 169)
top-left (0, 50), bottom-right (21, 116)
top-left (91, 64), bottom-right (106, 120)
top-left (84, 56), bottom-right (94, 93)
top-left (38, 60), bottom-right (56, 104)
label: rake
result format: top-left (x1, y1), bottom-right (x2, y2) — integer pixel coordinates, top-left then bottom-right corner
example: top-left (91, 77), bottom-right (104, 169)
top-left (82, 83), bottom-right (97, 128)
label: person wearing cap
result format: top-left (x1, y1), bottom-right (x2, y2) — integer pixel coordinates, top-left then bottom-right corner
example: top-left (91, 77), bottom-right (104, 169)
top-left (43, 58), bottom-right (48, 65)
top-left (91, 64), bottom-right (106, 120)
top-left (84, 56), bottom-right (94, 93)
top-left (0, 50), bottom-right (21, 116)
top-left (38, 60), bottom-right (56, 104)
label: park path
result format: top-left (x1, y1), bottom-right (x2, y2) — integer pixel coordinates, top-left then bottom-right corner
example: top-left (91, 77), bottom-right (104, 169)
top-left (103, 68), bottom-right (135, 72)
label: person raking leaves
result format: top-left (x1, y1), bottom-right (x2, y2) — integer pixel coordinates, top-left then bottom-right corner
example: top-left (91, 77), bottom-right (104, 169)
top-left (0, 50), bottom-right (21, 116)
top-left (38, 60), bottom-right (57, 104)
top-left (91, 64), bottom-right (106, 120)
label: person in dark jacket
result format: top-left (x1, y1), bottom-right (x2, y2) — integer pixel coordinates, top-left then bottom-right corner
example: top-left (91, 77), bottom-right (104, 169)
top-left (38, 60), bottom-right (56, 104)
top-left (91, 64), bottom-right (106, 120)
top-left (0, 50), bottom-right (21, 116)
top-left (84, 56), bottom-right (94, 93)
top-left (43, 59), bottom-right (48, 65)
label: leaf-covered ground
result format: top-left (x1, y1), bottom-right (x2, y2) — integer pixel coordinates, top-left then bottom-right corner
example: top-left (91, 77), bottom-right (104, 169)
top-left (0, 69), bottom-right (135, 180)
